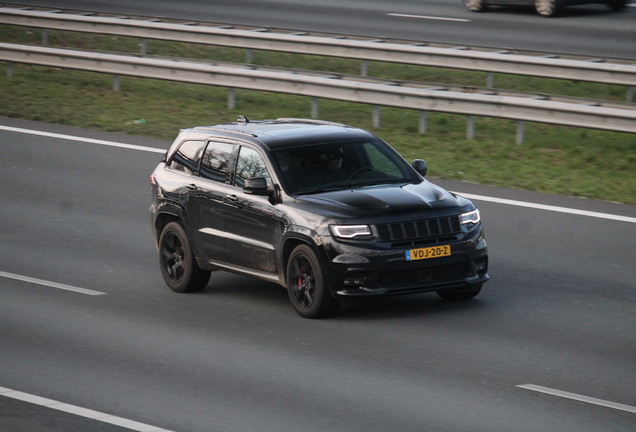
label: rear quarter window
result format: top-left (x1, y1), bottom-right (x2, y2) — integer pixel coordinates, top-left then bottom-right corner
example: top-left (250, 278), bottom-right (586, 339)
top-left (169, 140), bottom-right (206, 174)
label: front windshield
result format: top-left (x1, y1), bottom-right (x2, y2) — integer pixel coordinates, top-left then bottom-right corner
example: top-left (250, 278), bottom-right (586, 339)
top-left (271, 138), bottom-right (418, 195)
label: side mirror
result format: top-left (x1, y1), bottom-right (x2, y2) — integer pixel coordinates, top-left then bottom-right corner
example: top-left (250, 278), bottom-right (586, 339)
top-left (244, 177), bottom-right (274, 197)
top-left (412, 159), bottom-right (428, 176)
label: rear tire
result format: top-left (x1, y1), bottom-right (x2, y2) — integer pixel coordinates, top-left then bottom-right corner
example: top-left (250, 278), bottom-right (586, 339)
top-left (437, 284), bottom-right (482, 301)
top-left (159, 222), bottom-right (210, 293)
top-left (286, 244), bottom-right (340, 318)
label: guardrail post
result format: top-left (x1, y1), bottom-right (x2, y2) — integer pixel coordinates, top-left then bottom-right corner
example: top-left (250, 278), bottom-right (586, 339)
top-left (372, 106), bottom-right (381, 128)
top-left (466, 115), bottom-right (475, 140)
top-left (228, 88), bottom-right (236, 109)
top-left (113, 75), bottom-right (120, 92)
top-left (419, 111), bottom-right (428, 134)
top-left (487, 73), bottom-right (494, 89)
top-left (311, 97), bottom-right (320, 118)
top-left (361, 60), bottom-right (368, 77)
top-left (139, 39), bottom-right (147, 56)
top-left (246, 49), bottom-right (253, 64)
top-left (41, 29), bottom-right (48, 45)
top-left (516, 120), bottom-right (525, 145)
top-left (628, 86), bottom-right (634, 103)
top-left (6, 62), bottom-right (14, 77)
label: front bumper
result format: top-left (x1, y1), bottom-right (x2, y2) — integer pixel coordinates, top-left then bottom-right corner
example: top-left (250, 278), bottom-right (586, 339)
top-left (322, 228), bottom-right (489, 297)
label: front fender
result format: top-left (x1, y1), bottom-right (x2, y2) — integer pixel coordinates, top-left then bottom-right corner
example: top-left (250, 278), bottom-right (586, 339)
top-left (278, 225), bottom-right (330, 287)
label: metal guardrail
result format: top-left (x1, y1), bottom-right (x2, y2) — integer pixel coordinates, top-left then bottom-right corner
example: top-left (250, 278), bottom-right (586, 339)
top-left (1, 7), bottom-right (636, 88)
top-left (2, 43), bottom-right (635, 137)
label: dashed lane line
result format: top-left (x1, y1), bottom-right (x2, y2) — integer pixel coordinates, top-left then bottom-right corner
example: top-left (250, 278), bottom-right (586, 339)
top-left (0, 271), bottom-right (105, 296)
top-left (387, 13), bottom-right (470, 22)
top-left (518, 384), bottom-right (636, 414)
top-left (0, 386), bottom-right (176, 431)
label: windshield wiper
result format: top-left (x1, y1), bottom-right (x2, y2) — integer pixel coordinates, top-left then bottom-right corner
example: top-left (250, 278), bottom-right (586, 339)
top-left (359, 178), bottom-right (410, 188)
top-left (296, 185), bottom-right (348, 195)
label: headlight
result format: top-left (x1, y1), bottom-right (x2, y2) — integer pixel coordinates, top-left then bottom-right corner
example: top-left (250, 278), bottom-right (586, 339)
top-left (329, 225), bottom-right (372, 239)
top-left (460, 209), bottom-right (481, 225)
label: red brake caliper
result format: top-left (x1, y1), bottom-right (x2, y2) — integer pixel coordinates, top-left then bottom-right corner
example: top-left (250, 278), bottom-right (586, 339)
top-left (297, 265), bottom-right (305, 288)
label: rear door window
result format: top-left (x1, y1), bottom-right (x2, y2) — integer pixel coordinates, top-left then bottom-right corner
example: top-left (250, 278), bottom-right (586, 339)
top-left (199, 141), bottom-right (235, 183)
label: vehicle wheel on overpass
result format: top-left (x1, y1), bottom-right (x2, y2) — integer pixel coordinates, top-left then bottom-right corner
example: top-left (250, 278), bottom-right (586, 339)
top-left (464, 0), bottom-right (487, 12)
top-left (437, 284), bottom-right (483, 301)
top-left (607, 0), bottom-right (626, 11)
top-left (287, 244), bottom-right (340, 318)
top-left (535, 0), bottom-right (560, 16)
top-left (159, 222), bottom-right (211, 293)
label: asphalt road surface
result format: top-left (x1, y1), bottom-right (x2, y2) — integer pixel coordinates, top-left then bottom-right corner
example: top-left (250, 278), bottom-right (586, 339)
top-left (5, 0), bottom-right (636, 59)
top-left (1, 117), bottom-right (635, 432)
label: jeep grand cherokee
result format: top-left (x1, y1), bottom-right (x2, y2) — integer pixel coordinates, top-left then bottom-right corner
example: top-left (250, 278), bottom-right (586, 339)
top-left (149, 117), bottom-right (489, 318)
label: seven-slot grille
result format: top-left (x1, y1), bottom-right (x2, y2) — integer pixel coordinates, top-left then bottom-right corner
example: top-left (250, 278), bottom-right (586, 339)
top-left (376, 216), bottom-right (461, 242)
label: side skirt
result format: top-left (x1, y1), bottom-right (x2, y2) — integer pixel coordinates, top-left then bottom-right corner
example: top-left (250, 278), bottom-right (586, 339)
top-left (196, 258), bottom-right (283, 286)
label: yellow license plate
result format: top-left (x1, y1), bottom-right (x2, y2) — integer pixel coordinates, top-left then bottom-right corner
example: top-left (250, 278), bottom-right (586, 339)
top-left (405, 245), bottom-right (451, 261)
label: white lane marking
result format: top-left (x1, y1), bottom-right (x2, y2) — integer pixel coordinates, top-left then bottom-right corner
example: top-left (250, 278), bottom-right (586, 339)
top-left (518, 384), bottom-right (636, 414)
top-left (387, 13), bottom-right (470, 22)
top-left (2, 124), bottom-right (634, 224)
top-left (456, 192), bottom-right (636, 224)
top-left (0, 385), bottom-right (176, 431)
top-left (0, 271), bottom-right (105, 296)
top-left (0, 125), bottom-right (165, 154)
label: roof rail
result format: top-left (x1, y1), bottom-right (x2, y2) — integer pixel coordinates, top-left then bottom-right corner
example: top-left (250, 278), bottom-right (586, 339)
top-left (276, 118), bottom-right (347, 127)
top-left (193, 126), bottom-right (256, 138)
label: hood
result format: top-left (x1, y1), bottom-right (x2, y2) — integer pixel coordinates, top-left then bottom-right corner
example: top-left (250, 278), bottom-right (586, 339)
top-left (294, 181), bottom-right (470, 219)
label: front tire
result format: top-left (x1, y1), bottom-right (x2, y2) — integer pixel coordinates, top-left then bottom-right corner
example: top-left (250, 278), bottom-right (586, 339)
top-left (437, 284), bottom-right (483, 301)
top-left (159, 222), bottom-right (210, 293)
top-left (286, 244), bottom-right (340, 318)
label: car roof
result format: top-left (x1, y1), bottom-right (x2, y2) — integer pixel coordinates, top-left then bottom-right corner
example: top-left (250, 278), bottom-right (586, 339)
top-left (180, 117), bottom-right (376, 150)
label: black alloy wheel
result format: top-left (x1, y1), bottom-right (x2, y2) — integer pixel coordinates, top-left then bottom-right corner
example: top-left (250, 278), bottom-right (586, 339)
top-left (159, 222), bottom-right (210, 293)
top-left (287, 244), bottom-right (340, 318)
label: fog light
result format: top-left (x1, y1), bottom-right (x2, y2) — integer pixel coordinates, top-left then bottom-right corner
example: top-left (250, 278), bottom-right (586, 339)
top-left (333, 254), bottom-right (370, 264)
top-left (475, 258), bottom-right (488, 276)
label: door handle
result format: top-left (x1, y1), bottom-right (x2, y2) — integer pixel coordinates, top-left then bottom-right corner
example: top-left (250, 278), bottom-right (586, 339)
top-left (225, 194), bottom-right (238, 202)
top-left (186, 183), bottom-right (197, 190)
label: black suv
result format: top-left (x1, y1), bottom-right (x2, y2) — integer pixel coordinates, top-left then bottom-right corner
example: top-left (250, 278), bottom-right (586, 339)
top-left (150, 117), bottom-right (489, 318)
